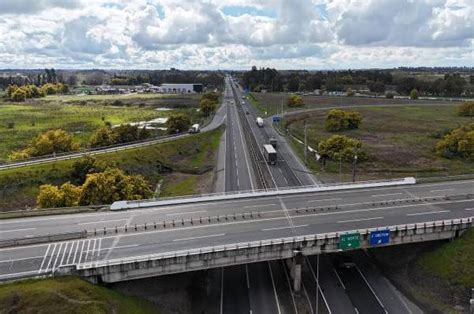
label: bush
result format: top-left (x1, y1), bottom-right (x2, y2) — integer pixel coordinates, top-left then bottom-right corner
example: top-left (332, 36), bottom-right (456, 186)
top-left (71, 155), bottom-right (112, 184)
top-left (318, 135), bottom-right (367, 162)
top-left (90, 127), bottom-right (117, 148)
top-left (287, 95), bottom-right (304, 107)
top-left (385, 92), bottom-right (395, 99)
top-left (200, 98), bottom-right (216, 117)
top-left (410, 89), bottom-right (419, 100)
top-left (166, 113), bottom-right (191, 134)
top-left (11, 88), bottom-right (27, 102)
top-left (457, 101), bottom-right (474, 117)
top-left (346, 88), bottom-right (355, 97)
top-left (201, 92), bottom-right (219, 103)
top-left (435, 123), bottom-right (474, 160)
top-left (325, 109), bottom-right (362, 131)
top-left (9, 129), bottom-right (78, 160)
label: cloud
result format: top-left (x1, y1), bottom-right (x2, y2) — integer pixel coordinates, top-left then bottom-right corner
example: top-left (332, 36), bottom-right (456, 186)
top-left (0, 0), bottom-right (471, 69)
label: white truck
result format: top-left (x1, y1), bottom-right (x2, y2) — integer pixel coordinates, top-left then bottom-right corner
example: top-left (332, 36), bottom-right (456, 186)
top-left (263, 144), bottom-right (277, 165)
top-left (256, 117), bottom-right (264, 127)
top-left (188, 124), bottom-right (200, 134)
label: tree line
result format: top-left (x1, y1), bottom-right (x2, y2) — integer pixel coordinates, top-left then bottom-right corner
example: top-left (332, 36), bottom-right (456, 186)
top-left (241, 67), bottom-right (472, 97)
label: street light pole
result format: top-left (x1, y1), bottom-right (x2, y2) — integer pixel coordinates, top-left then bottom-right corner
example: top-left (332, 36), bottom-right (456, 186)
top-left (315, 253), bottom-right (320, 314)
top-left (304, 120), bottom-right (308, 165)
top-left (352, 154), bottom-right (358, 182)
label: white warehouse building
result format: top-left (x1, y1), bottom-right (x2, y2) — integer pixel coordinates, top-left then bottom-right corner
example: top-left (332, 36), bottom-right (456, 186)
top-left (157, 83), bottom-right (203, 93)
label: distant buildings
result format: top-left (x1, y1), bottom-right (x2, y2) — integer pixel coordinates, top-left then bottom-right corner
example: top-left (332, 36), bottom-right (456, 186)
top-left (155, 83), bottom-right (203, 93)
top-left (95, 83), bottom-right (204, 95)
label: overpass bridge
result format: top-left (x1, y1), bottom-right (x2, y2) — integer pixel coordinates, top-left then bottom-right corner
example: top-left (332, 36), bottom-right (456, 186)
top-left (0, 178), bottom-right (472, 290)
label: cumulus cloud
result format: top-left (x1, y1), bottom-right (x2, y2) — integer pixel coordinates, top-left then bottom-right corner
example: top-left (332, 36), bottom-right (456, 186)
top-left (0, 0), bottom-right (471, 68)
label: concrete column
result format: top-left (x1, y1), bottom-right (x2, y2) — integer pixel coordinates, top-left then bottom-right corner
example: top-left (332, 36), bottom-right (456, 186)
top-left (286, 256), bottom-right (302, 293)
top-left (470, 288), bottom-right (474, 314)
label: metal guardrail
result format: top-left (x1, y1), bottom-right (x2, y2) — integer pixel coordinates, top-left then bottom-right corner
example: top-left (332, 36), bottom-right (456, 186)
top-left (76, 217), bottom-right (473, 270)
top-left (111, 177), bottom-right (416, 210)
top-left (0, 230), bottom-right (87, 248)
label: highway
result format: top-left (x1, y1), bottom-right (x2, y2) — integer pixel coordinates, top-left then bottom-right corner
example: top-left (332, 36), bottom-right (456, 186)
top-left (1, 77), bottom-right (471, 313)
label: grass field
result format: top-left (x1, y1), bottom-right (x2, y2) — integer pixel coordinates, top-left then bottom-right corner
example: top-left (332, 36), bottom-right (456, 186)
top-left (0, 276), bottom-right (159, 313)
top-left (284, 105), bottom-right (473, 182)
top-left (0, 127), bottom-right (223, 211)
top-left (0, 94), bottom-right (201, 161)
top-left (250, 92), bottom-right (461, 117)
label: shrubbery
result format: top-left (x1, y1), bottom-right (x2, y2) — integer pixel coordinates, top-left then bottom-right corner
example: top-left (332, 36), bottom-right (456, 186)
top-left (318, 135), bottom-right (367, 162)
top-left (8, 129), bottom-right (79, 160)
top-left (37, 163), bottom-right (153, 208)
top-left (5, 83), bottom-right (68, 102)
top-left (325, 109), bottom-right (362, 131)
top-left (435, 123), bottom-right (474, 160)
top-left (199, 92), bottom-right (219, 117)
top-left (457, 101), bottom-right (474, 117)
top-left (166, 113), bottom-right (191, 134)
top-left (287, 95), bottom-right (304, 107)
top-left (89, 124), bottom-right (151, 148)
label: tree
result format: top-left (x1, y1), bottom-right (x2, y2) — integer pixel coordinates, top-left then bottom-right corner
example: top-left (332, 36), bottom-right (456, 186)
top-left (60, 182), bottom-right (82, 207)
top-left (11, 88), bottom-right (26, 102)
top-left (166, 113), bottom-right (191, 134)
top-left (457, 101), bottom-right (474, 117)
top-left (37, 185), bottom-right (64, 208)
top-left (71, 155), bottom-right (111, 184)
top-left (367, 81), bottom-right (386, 93)
top-left (346, 88), bottom-right (355, 97)
top-left (287, 77), bottom-right (300, 92)
top-left (79, 168), bottom-right (153, 205)
top-left (287, 95), bottom-right (304, 107)
top-left (318, 135), bottom-right (367, 162)
top-left (325, 109), bottom-right (362, 131)
top-left (201, 92), bottom-right (219, 103)
top-left (410, 89), bottom-right (419, 100)
top-left (436, 123), bottom-right (474, 160)
top-left (90, 126), bottom-right (118, 147)
top-left (200, 98), bottom-right (216, 116)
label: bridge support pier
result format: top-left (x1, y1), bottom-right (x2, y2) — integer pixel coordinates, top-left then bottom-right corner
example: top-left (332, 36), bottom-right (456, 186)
top-left (287, 256), bottom-right (302, 293)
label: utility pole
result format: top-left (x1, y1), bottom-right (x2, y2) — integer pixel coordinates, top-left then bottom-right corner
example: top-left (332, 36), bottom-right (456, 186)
top-left (315, 253), bottom-right (320, 314)
top-left (352, 154), bottom-right (358, 182)
top-left (304, 120), bottom-right (308, 165)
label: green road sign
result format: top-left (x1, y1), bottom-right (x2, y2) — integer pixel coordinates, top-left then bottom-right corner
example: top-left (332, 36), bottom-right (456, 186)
top-left (339, 232), bottom-right (360, 250)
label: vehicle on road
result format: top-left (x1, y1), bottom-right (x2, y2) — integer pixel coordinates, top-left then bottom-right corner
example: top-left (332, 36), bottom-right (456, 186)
top-left (333, 255), bottom-right (356, 269)
top-left (269, 137), bottom-right (277, 148)
top-left (188, 124), bottom-right (200, 134)
top-left (256, 117), bottom-right (264, 127)
top-left (263, 144), bottom-right (277, 165)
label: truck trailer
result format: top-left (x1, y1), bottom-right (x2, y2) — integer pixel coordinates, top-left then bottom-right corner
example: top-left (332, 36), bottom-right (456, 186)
top-left (263, 144), bottom-right (277, 165)
top-left (256, 117), bottom-right (264, 127)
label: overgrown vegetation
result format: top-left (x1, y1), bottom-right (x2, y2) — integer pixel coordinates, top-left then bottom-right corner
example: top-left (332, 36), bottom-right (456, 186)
top-left (6, 83), bottom-right (68, 101)
top-left (324, 109), bottom-right (362, 131)
top-left (318, 135), bottom-right (367, 163)
top-left (0, 276), bottom-right (159, 313)
top-left (199, 92), bottom-right (220, 116)
top-left (287, 95), bottom-right (305, 107)
top-left (90, 124), bottom-right (151, 148)
top-left (457, 101), bottom-right (474, 117)
top-left (435, 122), bottom-right (474, 160)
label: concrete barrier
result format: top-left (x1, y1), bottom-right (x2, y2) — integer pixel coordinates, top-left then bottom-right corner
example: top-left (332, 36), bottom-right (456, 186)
top-left (111, 177), bottom-right (417, 210)
top-left (0, 231), bottom-right (87, 248)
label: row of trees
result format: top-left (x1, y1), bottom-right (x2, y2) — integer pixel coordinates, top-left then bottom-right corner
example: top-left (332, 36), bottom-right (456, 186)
top-left (241, 67), bottom-right (471, 97)
top-left (6, 83), bottom-right (68, 101)
top-left (37, 156), bottom-right (153, 208)
top-left (325, 109), bottom-right (362, 132)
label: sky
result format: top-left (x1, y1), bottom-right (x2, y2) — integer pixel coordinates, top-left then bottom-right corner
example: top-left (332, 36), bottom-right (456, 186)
top-left (0, 0), bottom-right (472, 70)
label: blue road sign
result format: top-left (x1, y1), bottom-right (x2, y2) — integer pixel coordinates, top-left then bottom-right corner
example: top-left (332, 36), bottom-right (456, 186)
top-left (369, 229), bottom-right (390, 246)
top-left (273, 116), bottom-right (281, 123)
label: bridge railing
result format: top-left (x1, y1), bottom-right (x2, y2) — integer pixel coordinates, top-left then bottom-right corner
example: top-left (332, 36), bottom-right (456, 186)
top-left (76, 217), bottom-right (473, 270)
top-left (111, 177), bottom-right (416, 210)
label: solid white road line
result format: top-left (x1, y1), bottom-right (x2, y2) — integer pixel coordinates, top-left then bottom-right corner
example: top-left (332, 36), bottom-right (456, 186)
top-left (371, 193), bottom-right (403, 197)
top-left (338, 217), bottom-right (383, 223)
top-left (59, 242), bottom-right (69, 267)
top-left (73, 240), bottom-right (80, 264)
top-left (0, 227), bottom-right (36, 234)
top-left (244, 203), bottom-right (276, 208)
top-left (166, 210), bottom-right (207, 216)
top-left (262, 225), bottom-right (308, 231)
top-left (173, 233), bottom-right (226, 242)
top-left (333, 268), bottom-right (346, 290)
top-left (77, 218), bottom-right (128, 226)
top-left (113, 244), bottom-right (140, 250)
top-left (281, 261), bottom-right (298, 314)
top-left (430, 188), bottom-right (454, 193)
top-left (267, 262), bottom-right (282, 314)
top-left (307, 198), bottom-right (343, 203)
top-left (51, 242), bottom-right (63, 272)
top-left (44, 243), bottom-right (58, 272)
top-left (0, 270), bottom-right (41, 279)
top-left (407, 210), bottom-right (450, 216)
top-left (355, 265), bottom-right (388, 314)
top-left (66, 241), bottom-right (75, 265)
top-left (464, 208), bottom-right (474, 211)
top-left (0, 255), bottom-right (44, 264)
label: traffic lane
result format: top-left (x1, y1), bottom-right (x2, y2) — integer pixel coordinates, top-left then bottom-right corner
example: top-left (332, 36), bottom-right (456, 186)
top-left (335, 265), bottom-right (386, 314)
top-left (247, 262), bottom-right (280, 314)
top-left (225, 102), bottom-right (239, 192)
top-left (268, 260), bottom-right (297, 314)
top-left (0, 180), bottom-right (471, 236)
top-left (308, 255), bottom-right (356, 314)
top-left (93, 199), bottom-right (474, 262)
top-left (222, 265), bottom-right (250, 314)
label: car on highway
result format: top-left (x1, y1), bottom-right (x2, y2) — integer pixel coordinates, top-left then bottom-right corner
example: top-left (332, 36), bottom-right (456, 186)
top-left (333, 255), bottom-right (356, 269)
top-left (256, 117), bottom-right (264, 127)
